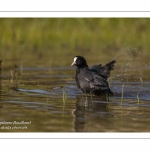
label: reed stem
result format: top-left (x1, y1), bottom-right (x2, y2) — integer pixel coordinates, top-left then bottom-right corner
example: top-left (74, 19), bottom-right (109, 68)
top-left (137, 93), bottom-right (140, 104)
top-left (140, 77), bottom-right (144, 86)
top-left (121, 84), bottom-right (124, 100)
top-left (63, 87), bottom-right (67, 111)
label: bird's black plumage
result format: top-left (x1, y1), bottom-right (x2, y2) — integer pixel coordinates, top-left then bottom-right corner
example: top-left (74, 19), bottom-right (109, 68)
top-left (71, 56), bottom-right (116, 96)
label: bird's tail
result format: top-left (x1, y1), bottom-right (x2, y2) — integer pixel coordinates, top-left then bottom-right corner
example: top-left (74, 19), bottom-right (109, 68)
top-left (99, 60), bottom-right (116, 79)
top-left (105, 60), bottom-right (116, 71)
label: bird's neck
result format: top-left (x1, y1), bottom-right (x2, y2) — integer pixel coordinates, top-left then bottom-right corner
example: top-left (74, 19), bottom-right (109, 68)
top-left (79, 65), bottom-right (88, 69)
top-left (76, 66), bottom-right (89, 73)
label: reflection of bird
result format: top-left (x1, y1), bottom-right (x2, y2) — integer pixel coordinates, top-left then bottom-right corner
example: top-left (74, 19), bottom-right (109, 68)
top-left (73, 95), bottom-right (108, 132)
top-left (71, 56), bottom-right (116, 96)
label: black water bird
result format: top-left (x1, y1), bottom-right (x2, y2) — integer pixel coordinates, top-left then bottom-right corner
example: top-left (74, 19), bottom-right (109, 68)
top-left (71, 56), bottom-right (116, 96)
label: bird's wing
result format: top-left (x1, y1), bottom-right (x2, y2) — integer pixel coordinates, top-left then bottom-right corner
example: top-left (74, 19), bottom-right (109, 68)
top-left (92, 75), bottom-right (108, 87)
top-left (90, 60), bottom-right (116, 79)
top-left (83, 71), bottom-right (109, 90)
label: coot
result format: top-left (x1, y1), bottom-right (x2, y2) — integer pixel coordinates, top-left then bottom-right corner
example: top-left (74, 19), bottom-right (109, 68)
top-left (71, 56), bottom-right (116, 96)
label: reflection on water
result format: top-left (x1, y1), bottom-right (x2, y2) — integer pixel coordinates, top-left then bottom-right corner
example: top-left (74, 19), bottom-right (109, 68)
top-left (73, 95), bottom-right (109, 132)
top-left (1, 62), bottom-right (150, 132)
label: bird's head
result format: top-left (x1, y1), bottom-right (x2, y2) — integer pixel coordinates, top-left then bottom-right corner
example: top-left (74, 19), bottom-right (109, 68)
top-left (71, 56), bottom-right (88, 68)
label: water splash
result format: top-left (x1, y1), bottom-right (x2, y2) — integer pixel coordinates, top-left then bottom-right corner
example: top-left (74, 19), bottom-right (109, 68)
top-left (110, 46), bottom-right (139, 80)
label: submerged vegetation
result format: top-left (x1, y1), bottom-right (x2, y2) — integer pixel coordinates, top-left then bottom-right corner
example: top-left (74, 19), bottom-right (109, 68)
top-left (0, 18), bottom-right (150, 67)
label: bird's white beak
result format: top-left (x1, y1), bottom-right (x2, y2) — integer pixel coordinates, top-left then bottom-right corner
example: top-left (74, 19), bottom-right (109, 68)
top-left (71, 57), bottom-right (77, 66)
top-left (71, 61), bottom-right (76, 66)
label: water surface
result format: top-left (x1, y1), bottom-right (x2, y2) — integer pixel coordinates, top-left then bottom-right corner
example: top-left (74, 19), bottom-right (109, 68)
top-left (1, 60), bottom-right (150, 132)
